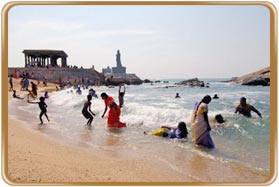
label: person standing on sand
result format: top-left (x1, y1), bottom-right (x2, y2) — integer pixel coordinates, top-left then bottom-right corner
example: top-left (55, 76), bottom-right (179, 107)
top-left (82, 95), bottom-right (96, 126)
top-left (118, 85), bottom-right (126, 108)
top-left (16, 70), bottom-right (20, 79)
top-left (43, 76), bottom-right (47, 86)
top-left (31, 82), bottom-right (38, 96)
top-left (191, 95), bottom-right (215, 149)
top-left (24, 77), bottom-right (29, 90)
top-left (235, 97), bottom-right (262, 118)
top-left (13, 69), bottom-right (17, 78)
top-left (20, 77), bottom-right (25, 91)
top-left (9, 74), bottom-right (13, 91)
top-left (28, 96), bottom-right (50, 124)
top-left (101, 92), bottom-right (126, 128)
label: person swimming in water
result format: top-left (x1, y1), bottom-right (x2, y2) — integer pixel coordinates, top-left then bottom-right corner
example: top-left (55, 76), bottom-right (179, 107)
top-left (235, 97), bottom-right (262, 118)
top-left (82, 95), bottom-right (96, 126)
top-left (175, 93), bottom-right (181, 98)
top-left (212, 94), bottom-right (219, 99)
top-left (210, 114), bottom-right (226, 128)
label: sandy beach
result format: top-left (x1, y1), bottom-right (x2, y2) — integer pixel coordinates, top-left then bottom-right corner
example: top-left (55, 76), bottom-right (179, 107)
top-left (5, 78), bottom-right (272, 185)
top-left (6, 78), bottom-right (193, 184)
top-left (7, 118), bottom-right (191, 184)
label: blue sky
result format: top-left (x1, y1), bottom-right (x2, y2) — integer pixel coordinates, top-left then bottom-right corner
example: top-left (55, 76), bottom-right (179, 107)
top-left (8, 5), bottom-right (270, 79)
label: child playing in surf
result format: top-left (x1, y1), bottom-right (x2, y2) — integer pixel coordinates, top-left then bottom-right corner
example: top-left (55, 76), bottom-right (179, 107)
top-left (28, 96), bottom-right (50, 124)
top-left (82, 95), bottom-right (96, 126)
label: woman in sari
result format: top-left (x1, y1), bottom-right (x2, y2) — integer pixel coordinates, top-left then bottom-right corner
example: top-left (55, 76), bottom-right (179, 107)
top-left (191, 95), bottom-right (215, 149)
top-left (101, 92), bottom-right (126, 128)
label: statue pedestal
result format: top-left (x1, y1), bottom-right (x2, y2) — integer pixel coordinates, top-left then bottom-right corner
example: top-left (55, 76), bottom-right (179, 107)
top-left (112, 66), bottom-right (127, 78)
top-left (112, 66), bottom-right (126, 74)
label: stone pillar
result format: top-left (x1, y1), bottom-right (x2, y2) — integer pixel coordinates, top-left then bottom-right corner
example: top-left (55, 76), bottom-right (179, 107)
top-left (38, 57), bottom-right (41, 67)
top-left (51, 57), bottom-right (56, 67)
top-left (47, 58), bottom-right (50, 67)
top-left (42, 58), bottom-right (45, 67)
top-left (28, 56), bottom-right (31, 66)
top-left (24, 54), bottom-right (27, 67)
top-left (62, 57), bottom-right (67, 67)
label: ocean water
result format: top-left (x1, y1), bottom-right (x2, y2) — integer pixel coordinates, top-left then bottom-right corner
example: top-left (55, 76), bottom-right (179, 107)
top-left (9, 79), bottom-right (270, 180)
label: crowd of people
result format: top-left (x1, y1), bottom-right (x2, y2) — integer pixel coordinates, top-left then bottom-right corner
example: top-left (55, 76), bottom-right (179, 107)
top-left (10, 74), bottom-right (263, 150)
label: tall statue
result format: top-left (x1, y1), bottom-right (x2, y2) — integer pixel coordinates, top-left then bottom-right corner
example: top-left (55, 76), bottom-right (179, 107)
top-left (116, 50), bottom-right (122, 67)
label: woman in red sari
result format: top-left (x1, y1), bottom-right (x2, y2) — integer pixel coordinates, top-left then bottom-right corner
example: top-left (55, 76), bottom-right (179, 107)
top-left (101, 92), bottom-right (126, 128)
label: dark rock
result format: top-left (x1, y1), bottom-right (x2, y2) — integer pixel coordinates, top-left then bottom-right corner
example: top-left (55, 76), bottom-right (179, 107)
top-left (242, 77), bottom-right (269, 86)
top-left (175, 78), bottom-right (205, 87)
top-left (143, 79), bottom-right (152, 83)
top-left (230, 67), bottom-right (270, 86)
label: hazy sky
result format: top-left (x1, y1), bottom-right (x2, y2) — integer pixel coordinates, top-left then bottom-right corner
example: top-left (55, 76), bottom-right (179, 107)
top-left (8, 5), bottom-right (270, 79)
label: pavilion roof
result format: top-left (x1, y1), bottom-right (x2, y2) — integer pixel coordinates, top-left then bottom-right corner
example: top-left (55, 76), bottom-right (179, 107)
top-left (23, 49), bottom-right (68, 57)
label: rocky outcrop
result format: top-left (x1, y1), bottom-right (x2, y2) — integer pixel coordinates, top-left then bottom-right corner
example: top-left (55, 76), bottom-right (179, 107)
top-left (175, 78), bottom-right (205, 87)
top-left (104, 74), bottom-right (142, 86)
top-left (230, 67), bottom-right (270, 86)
